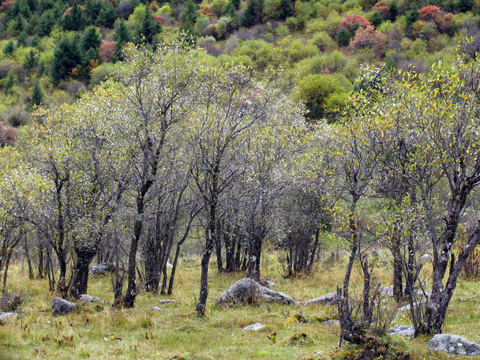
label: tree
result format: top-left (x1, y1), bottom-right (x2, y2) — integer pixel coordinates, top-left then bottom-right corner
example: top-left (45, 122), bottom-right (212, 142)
top-left (4, 70), bottom-right (17, 95)
top-left (279, 0), bottom-right (293, 20)
top-left (3, 40), bottom-right (15, 56)
top-left (180, 0), bottom-right (199, 32)
top-left (240, 0), bottom-right (263, 27)
top-left (36, 10), bottom-right (55, 36)
top-left (30, 81), bottom-right (43, 107)
top-left (16, 31), bottom-right (28, 47)
top-left (140, 7), bottom-right (162, 44)
top-left (339, 14), bottom-right (371, 33)
top-left (114, 21), bottom-right (131, 58)
top-left (50, 36), bottom-right (82, 84)
top-left (23, 49), bottom-right (39, 70)
top-left (82, 27), bottom-right (102, 55)
top-left (62, 3), bottom-right (86, 31)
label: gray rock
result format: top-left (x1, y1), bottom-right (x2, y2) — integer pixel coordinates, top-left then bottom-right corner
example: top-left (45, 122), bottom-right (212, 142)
top-left (158, 299), bottom-right (176, 304)
top-left (380, 286), bottom-right (394, 297)
top-left (419, 254), bottom-right (433, 263)
top-left (321, 320), bottom-right (340, 326)
top-left (166, 262), bottom-right (173, 269)
top-left (427, 334), bottom-right (480, 356)
top-left (0, 312), bottom-right (18, 321)
top-left (51, 297), bottom-right (77, 316)
top-left (258, 278), bottom-right (275, 288)
top-left (389, 325), bottom-right (415, 337)
top-left (89, 262), bottom-right (115, 275)
top-left (301, 292), bottom-right (337, 306)
top-left (149, 307), bottom-right (162, 311)
top-left (214, 278), bottom-right (298, 307)
top-left (398, 301), bottom-right (423, 311)
top-left (242, 323), bottom-right (265, 331)
top-left (79, 294), bottom-right (103, 303)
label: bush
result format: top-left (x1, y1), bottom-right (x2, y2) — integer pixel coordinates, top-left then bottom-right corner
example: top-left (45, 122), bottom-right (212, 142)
top-left (89, 62), bottom-right (116, 87)
top-left (0, 289), bottom-right (25, 312)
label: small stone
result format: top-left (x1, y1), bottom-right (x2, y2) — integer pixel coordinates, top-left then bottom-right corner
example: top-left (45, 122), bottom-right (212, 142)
top-left (388, 325), bottom-right (415, 337)
top-left (321, 320), bottom-right (340, 326)
top-left (51, 297), bottom-right (77, 316)
top-left (166, 263), bottom-right (173, 269)
top-left (398, 302), bottom-right (423, 311)
top-left (159, 299), bottom-right (176, 304)
top-left (0, 312), bottom-right (18, 322)
top-left (242, 323), bottom-right (265, 331)
top-left (301, 292), bottom-right (337, 306)
top-left (149, 307), bottom-right (162, 311)
top-left (79, 294), bottom-right (104, 303)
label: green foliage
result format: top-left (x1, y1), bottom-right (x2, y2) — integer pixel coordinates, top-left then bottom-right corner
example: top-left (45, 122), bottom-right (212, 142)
top-left (16, 31), bottom-right (28, 47)
top-left (114, 21), bottom-right (132, 57)
top-left (180, 0), bottom-right (199, 32)
top-left (30, 80), bottom-right (44, 107)
top-left (50, 36), bottom-right (82, 84)
top-left (36, 10), bottom-right (55, 37)
top-left (241, 0), bottom-right (263, 27)
top-left (61, 3), bottom-right (86, 31)
top-left (23, 49), bottom-right (39, 70)
top-left (3, 41), bottom-right (16, 56)
top-left (369, 11), bottom-right (383, 27)
top-left (295, 73), bottom-right (347, 122)
top-left (336, 28), bottom-right (352, 47)
top-left (279, 0), bottom-right (294, 20)
top-left (3, 71), bottom-right (17, 97)
top-left (140, 7), bottom-right (162, 44)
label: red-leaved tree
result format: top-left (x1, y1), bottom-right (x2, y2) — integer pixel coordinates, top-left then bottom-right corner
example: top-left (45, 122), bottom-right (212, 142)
top-left (339, 14), bottom-right (372, 33)
top-left (99, 40), bottom-right (116, 62)
top-left (419, 5), bottom-right (441, 22)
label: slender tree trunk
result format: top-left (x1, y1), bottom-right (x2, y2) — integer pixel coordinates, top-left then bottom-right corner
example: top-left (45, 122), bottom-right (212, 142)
top-left (70, 249), bottom-right (96, 299)
top-left (2, 250), bottom-right (12, 288)
top-left (24, 236), bottom-right (34, 280)
top-left (124, 217), bottom-right (143, 308)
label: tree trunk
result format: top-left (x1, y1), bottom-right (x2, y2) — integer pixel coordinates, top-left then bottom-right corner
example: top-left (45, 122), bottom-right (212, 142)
top-left (70, 249), bottom-right (97, 299)
top-left (24, 236), bottom-right (34, 280)
top-left (124, 217), bottom-right (143, 308)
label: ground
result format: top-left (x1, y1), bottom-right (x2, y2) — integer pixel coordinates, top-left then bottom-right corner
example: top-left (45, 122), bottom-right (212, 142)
top-left (1, 254), bottom-right (480, 359)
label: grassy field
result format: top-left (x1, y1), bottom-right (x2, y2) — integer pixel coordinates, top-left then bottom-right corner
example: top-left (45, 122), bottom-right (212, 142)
top-left (1, 254), bottom-right (480, 360)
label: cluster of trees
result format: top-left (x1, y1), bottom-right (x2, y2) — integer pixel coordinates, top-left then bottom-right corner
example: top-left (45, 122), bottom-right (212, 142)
top-left (1, 43), bottom-right (480, 347)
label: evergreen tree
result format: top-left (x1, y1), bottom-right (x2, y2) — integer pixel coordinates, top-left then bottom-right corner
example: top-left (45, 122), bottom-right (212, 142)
top-left (232, 0), bottom-right (240, 9)
top-left (62, 3), bottom-right (86, 31)
top-left (279, 0), bottom-right (293, 20)
top-left (406, 5), bottom-right (419, 28)
top-left (114, 20), bottom-right (132, 58)
top-left (336, 28), bottom-right (352, 47)
top-left (225, 1), bottom-right (236, 16)
top-left (82, 27), bottom-right (102, 54)
top-left (457, 0), bottom-right (474, 12)
top-left (97, 3), bottom-right (117, 28)
top-left (30, 81), bottom-right (43, 107)
top-left (17, 31), bottom-right (28, 47)
top-left (180, 0), bottom-right (199, 32)
top-left (31, 35), bottom-right (41, 48)
top-left (241, 0), bottom-right (263, 27)
top-left (389, 0), bottom-right (398, 20)
top-left (140, 7), bottom-right (162, 44)
top-left (50, 37), bottom-right (82, 84)
top-left (4, 71), bottom-right (17, 95)
top-left (37, 10), bottom-right (55, 37)
top-left (23, 49), bottom-right (39, 70)
top-left (370, 11), bottom-right (383, 27)
top-left (2, 41), bottom-right (15, 56)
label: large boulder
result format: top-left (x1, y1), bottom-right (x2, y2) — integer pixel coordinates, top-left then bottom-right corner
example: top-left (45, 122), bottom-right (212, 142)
top-left (427, 334), bottom-right (480, 356)
top-left (51, 297), bottom-right (77, 316)
top-left (214, 278), bottom-right (298, 307)
top-left (301, 292), bottom-right (337, 306)
top-left (89, 262), bottom-right (115, 276)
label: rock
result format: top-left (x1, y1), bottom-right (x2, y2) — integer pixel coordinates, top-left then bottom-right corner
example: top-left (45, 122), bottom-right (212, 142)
top-left (89, 262), bottom-right (116, 275)
top-left (0, 312), bottom-right (18, 321)
top-left (214, 278), bottom-right (298, 307)
top-left (166, 262), bottom-right (173, 269)
top-left (301, 292), bottom-right (337, 306)
top-left (388, 325), bottom-right (415, 337)
top-left (321, 320), bottom-right (340, 326)
top-left (380, 286), bottom-right (394, 297)
top-left (51, 297), bottom-right (77, 316)
top-left (427, 334), bottom-right (480, 356)
top-left (79, 294), bottom-right (103, 303)
top-left (419, 254), bottom-right (433, 263)
top-left (257, 278), bottom-right (275, 288)
top-left (398, 302), bottom-right (423, 311)
top-left (149, 307), bottom-right (162, 312)
top-left (242, 323), bottom-right (265, 331)
top-left (159, 299), bottom-right (176, 304)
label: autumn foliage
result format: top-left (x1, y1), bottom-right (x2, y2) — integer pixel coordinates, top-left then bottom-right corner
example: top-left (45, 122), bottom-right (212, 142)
top-left (99, 40), bottom-right (116, 62)
top-left (350, 25), bottom-right (387, 56)
top-left (339, 14), bottom-right (372, 32)
top-left (419, 5), bottom-right (441, 22)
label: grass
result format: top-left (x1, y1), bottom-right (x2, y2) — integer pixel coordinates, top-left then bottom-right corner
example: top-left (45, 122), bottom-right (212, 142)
top-left (1, 254), bottom-right (480, 359)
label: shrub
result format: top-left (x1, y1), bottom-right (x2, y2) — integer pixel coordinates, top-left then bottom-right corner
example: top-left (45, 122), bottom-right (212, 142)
top-left (0, 289), bottom-right (25, 312)
top-left (339, 14), bottom-right (372, 33)
top-left (419, 5), bottom-right (441, 22)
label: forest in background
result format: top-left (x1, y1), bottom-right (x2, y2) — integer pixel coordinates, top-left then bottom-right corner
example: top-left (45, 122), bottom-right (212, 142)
top-left (2, 0), bottom-right (480, 140)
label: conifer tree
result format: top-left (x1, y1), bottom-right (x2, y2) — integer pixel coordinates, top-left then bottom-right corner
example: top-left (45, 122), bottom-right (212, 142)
top-left (82, 27), bottom-right (102, 54)
top-left (241, 0), bottom-right (263, 27)
top-left (180, 0), bottom-right (199, 32)
top-left (114, 21), bottom-right (132, 58)
top-left (279, 0), bottom-right (293, 20)
top-left (17, 31), bottom-right (28, 47)
top-left (4, 71), bottom-right (17, 95)
top-left (30, 81), bottom-right (43, 107)
top-left (23, 49), bottom-right (39, 70)
top-left (140, 7), bottom-right (162, 44)
top-left (50, 37), bottom-right (82, 84)
top-left (62, 3), bottom-right (86, 31)
top-left (370, 11), bottom-right (383, 27)
top-left (37, 10), bottom-right (55, 37)
top-left (2, 41), bottom-right (15, 56)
